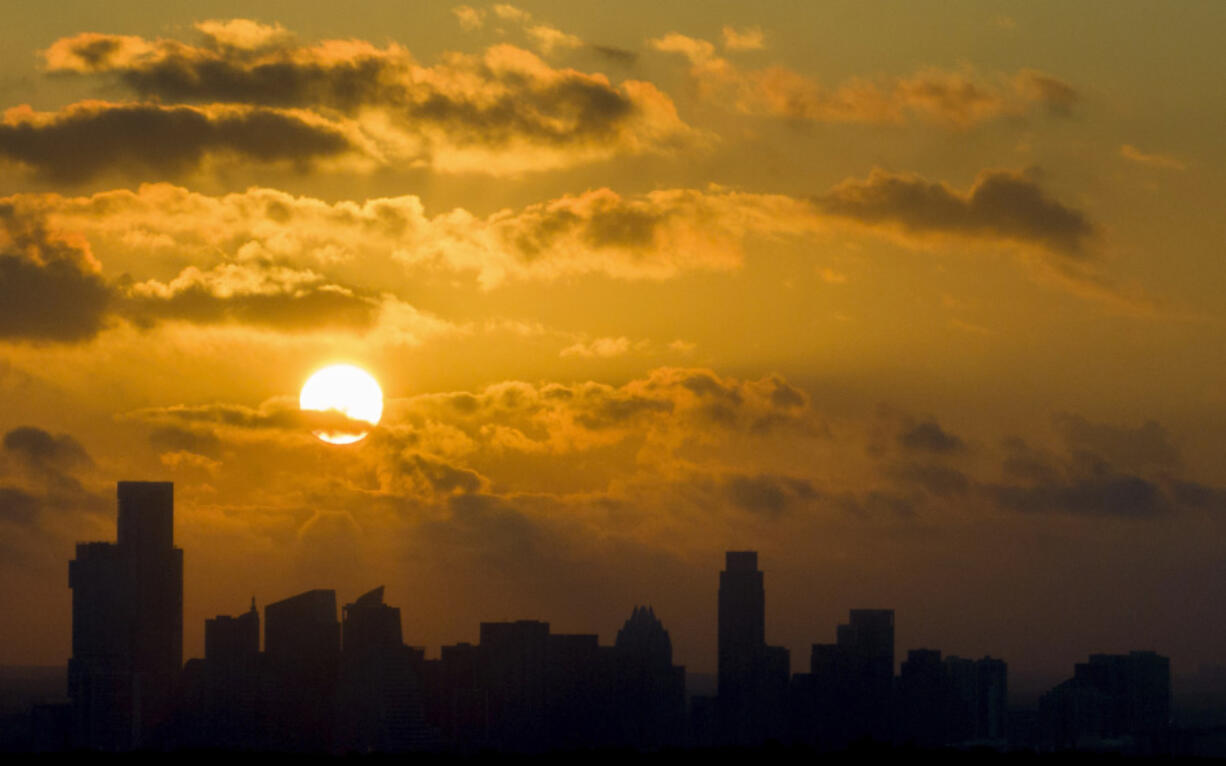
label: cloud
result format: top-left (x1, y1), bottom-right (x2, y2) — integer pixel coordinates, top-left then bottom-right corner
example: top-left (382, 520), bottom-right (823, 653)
top-left (0, 200), bottom-right (461, 342)
top-left (816, 168), bottom-right (1095, 257)
top-left (983, 427), bottom-right (1224, 518)
top-left (0, 426), bottom-right (104, 524)
top-left (3, 426), bottom-right (92, 471)
top-left (591, 46), bottom-right (638, 66)
top-left (121, 261), bottom-right (381, 332)
top-left (1054, 413), bottom-right (1181, 472)
top-left (1120, 144), bottom-right (1187, 171)
top-left (0, 486), bottom-right (40, 525)
top-left (5, 165), bottom-right (1102, 303)
top-left (0, 101), bottom-right (358, 182)
top-left (195, 19), bottom-right (294, 51)
top-left (721, 26), bottom-right (765, 52)
top-left (0, 204), bottom-right (111, 342)
top-left (722, 472), bottom-right (817, 514)
top-left (559, 336), bottom-right (634, 358)
top-left (651, 33), bottom-right (1077, 128)
top-left (526, 25), bottom-right (583, 55)
top-left (452, 6), bottom-right (485, 31)
top-left (44, 24), bottom-right (697, 175)
top-left (898, 419), bottom-right (967, 454)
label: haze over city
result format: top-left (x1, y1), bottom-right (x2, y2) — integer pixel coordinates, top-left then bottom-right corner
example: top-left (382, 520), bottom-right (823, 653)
top-left (1, 0), bottom-right (1225, 711)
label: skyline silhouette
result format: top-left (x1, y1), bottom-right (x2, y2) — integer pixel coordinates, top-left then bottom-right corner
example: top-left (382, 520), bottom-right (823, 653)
top-left (1, 481), bottom-right (1208, 754)
top-left (3, 2), bottom-right (1226, 758)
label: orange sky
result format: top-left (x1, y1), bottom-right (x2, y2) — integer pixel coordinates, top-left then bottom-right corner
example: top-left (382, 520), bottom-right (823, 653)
top-left (1, 2), bottom-right (1225, 693)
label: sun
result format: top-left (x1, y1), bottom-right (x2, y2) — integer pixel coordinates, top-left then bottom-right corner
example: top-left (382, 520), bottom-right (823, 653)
top-left (299, 364), bottom-right (383, 444)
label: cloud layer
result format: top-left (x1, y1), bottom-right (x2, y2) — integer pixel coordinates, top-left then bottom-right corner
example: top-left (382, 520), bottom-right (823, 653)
top-left (651, 33), bottom-right (1078, 128)
top-left (40, 23), bottom-right (696, 177)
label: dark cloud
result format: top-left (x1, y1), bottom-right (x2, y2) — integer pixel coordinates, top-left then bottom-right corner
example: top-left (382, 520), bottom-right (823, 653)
top-left (817, 168), bottom-right (1095, 256)
top-left (1054, 413), bottom-right (1181, 472)
top-left (591, 45), bottom-right (638, 66)
top-left (834, 490), bottom-right (918, 518)
top-left (3, 426), bottom-right (92, 471)
top-left (43, 29), bottom-right (693, 170)
top-left (129, 397), bottom-right (377, 438)
top-left (989, 473), bottom-right (1169, 518)
top-left (0, 205), bottom-right (111, 342)
top-left (0, 486), bottom-right (40, 525)
top-left (889, 461), bottom-right (971, 497)
top-left (148, 426), bottom-right (222, 458)
top-left (399, 453), bottom-right (486, 495)
top-left (986, 422), bottom-right (1217, 518)
top-left (899, 420), bottom-right (966, 454)
top-left (0, 102), bottom-right (354, 183)
top-left (1019, 70), bottom-right (1080, 115)
top-left (723, 473), bottom-right (818, 515)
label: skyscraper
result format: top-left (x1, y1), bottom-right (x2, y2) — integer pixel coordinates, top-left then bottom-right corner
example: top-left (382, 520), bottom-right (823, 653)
top-left (68, 481), bottom-right (183, 750)
top-left (264, 589), bottom-right (340, 751)
top-left (717, 551), bottom-right (788, 745)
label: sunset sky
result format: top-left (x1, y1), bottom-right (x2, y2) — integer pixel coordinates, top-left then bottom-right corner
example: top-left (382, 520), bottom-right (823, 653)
top-left (2, 1), bottom-right (1224, 695)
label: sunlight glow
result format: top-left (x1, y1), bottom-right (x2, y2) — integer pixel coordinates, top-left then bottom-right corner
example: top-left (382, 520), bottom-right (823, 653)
top-left (299, 364), bottom-right (383, 444)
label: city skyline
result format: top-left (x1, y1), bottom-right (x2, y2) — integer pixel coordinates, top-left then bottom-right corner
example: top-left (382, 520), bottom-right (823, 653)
top-left (2, 1), bottom-right (1226, 701)
top-left (48, 484), bottom-right (1178, 753)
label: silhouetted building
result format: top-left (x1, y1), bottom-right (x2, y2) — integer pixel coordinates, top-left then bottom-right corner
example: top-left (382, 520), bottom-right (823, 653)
top-left (205, 599), bottom-right (259, 664)
top-left (613, 605), bottom-right (686, 748)
top-left (336, 586), bottom-right (430, 752)
top-left (183, 600), bottom-right (261, 749)
top-left (68, 481), bottom-right (182, 750)
top-left (717, 551), bottom-right (788, 745)
top-left (1040, 651), bottom-right (1170, 753)
top-left (424, 642), bottom-right (486, 747)
top-left (479, 620), bottom-right (549, 751)
top-left (263, 589), bottom-right (340, 751)
top-left (899, 649), bottom-right (947, 747)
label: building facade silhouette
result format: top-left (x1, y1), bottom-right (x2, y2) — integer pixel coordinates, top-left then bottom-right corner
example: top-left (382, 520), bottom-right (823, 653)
top-left (67, 481), bottom-right (182, 750)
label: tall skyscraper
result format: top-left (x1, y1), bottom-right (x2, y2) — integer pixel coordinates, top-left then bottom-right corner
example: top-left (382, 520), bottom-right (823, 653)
top-left (838, 608), bottom-right (894, 742)
top-left (264, 589), bottom-right (340, 751)
top-left (717, 551), bottom-right (788, 745)
top-left (718, 551), bottom-right (764, 708)
top-left (68, 481), bottom-right (183, 750)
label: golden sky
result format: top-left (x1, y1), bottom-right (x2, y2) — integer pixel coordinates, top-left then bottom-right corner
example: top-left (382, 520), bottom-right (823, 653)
top-left (1, 1), bottom-right (1224, 691)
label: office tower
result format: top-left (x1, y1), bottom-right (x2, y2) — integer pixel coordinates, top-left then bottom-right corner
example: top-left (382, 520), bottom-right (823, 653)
top-left (1040, 650), bottom-right (1169, 754)
top-left (976, 656), bottom-right (1008, 741)
top-left (545, 633), bottom-right (604, 749)
top-left (717, 551), bottom-right (788, 745)
top-left (342, 586), bottom-right (401, 655)
top-left (899, 649), bottom-right (946, 747)
top-left (68, 481), bottom-right (182, 750)
top-left (718, 550), bottom-right (763, 745)
top-left (264, 589), bottom-right (340, 751)
top-left (337, 586), bottom-right (430, 752)
top-left (426, 642), bottom-right (486, 746)
top-left (613, 606), bottom-right (686, 748)
top-left (838, 608), bottom-right (895, 742)
top-left (196, 600), bottom-right (261, 749)
top-left (479, 620), bottom-right (550, 751)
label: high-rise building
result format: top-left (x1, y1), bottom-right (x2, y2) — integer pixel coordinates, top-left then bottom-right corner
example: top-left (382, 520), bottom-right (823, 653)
top-left (1040, 650), bottom-right (1169, 753)
top-left (717, 551), bottom-right (788, 745)
top-left (479, 620), bottom-right (549, 751)
top-left (68, 481), bottom-right (182, 750)
top-left (613, 606), bottom-right (686, 748)
top-left (337, 586), bottom-right (430, 752)
top-left (264, 589), bottom-right (340, 751)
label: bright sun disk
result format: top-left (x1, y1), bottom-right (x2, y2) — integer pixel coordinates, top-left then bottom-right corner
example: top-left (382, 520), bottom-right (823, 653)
top-left (299, 364), bottom-right (383, 444)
